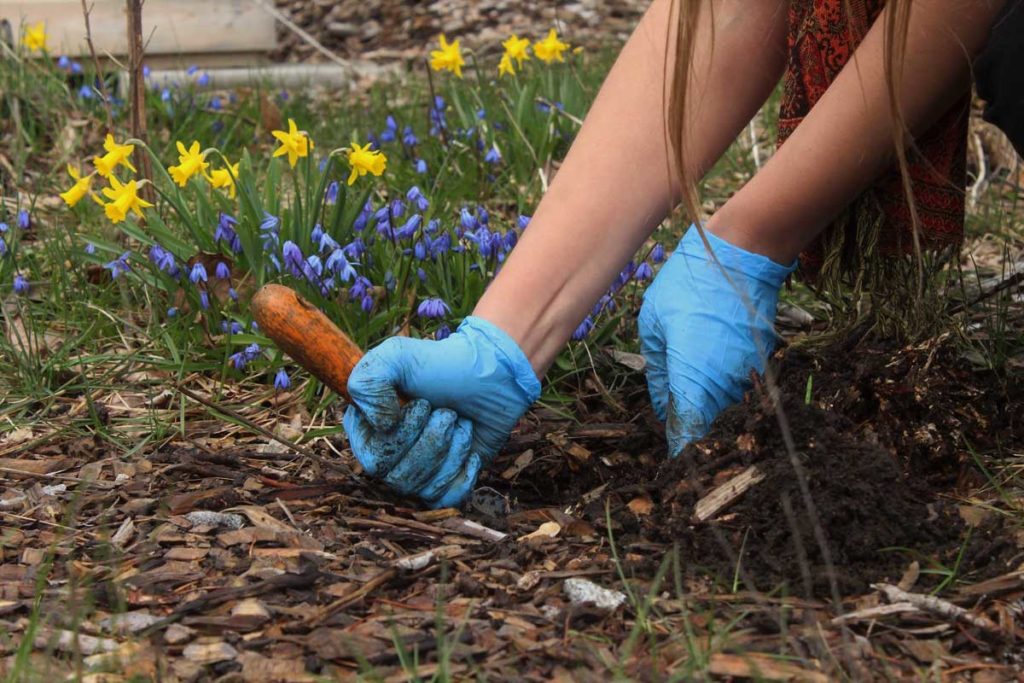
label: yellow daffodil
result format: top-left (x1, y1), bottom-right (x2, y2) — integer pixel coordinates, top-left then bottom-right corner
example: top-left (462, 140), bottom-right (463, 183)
top-left (93, 134), bottom-right (136, 179)
top-left (59, 165), bottom-right (93, 207)
top-left (346, 143), bottom-right (387, 186)
top-left (101, 176), bottom-right (153, 224)
top-left (533, 29), bottom-right (569, 64)
top-left (272, 118), bottom-right (314, 168)
top-left (22, 22), bottom-right (47, 52)
top-left (502, 35), bottom-right (531, 68)
top-left (498, 53), bottom-right (515, 77)
top-left (429, 34), bottom-right (465, 78)
top-left (168, 140), bottom-right (209, 187)
top-left (207, 161), bottom-right (240, 199)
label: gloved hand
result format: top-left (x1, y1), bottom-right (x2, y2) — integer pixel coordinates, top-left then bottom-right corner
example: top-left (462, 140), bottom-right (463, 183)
top-left (342, 316), bottom-right (541, 508)
top-left (638, 225), bottom-right (796, 457)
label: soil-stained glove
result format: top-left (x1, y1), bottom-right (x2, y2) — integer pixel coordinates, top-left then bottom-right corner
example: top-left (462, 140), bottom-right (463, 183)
top-left (638, 226), bottom-right (796, 457)
top-left (343, 316), bottom-right (541, 508)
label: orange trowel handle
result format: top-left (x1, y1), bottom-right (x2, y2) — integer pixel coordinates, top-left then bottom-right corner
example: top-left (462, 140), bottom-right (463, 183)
top-left (251, 284), bottom-right (364, 401)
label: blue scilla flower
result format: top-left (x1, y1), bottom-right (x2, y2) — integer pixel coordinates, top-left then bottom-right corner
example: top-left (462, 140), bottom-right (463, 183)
top-left (343, 238), bottom-right (365, 261)
top-left (592, 294), bottom-right (614, 317)
top-left (415, 159), bottom-right (428, 174)
top-left (282, 241), bottom-right (303, 276)
top-left (160, 88), bottom-right (171, 102)
top-left (360, 294), bottom-right (374, 312)
top-left (325, 249), bottom-right (356, 282)
top-left (229, 287), bottom-right (238, 301)
top-left (477, 207), bottom-right (489, 225)
top-left (651, 243), bottom-right (666, 264)
top-left (0, 222), bottom-right (7, 233)
top-left (367, 132), bottom-right (380, 149)
top-left (350, 275), bottom-right (371, 300)
top-left (373, 206), bottom-right (391, 224)
top-left (71, 61), bottom-right (83, 74)
top-left (402, 126), bottom-right (418, 147)
top-left (572, 316), bottom-right (594, 341)
top-left (476, 108), bottom-right (486, 120)
top-left (105, 252), bottom-right (131, 280)
top-left (425, 219), bottom-right (439, 235)
top-left (260, 211), bottom-right (280, 233)
top-left (215, 262), bottom-right (231, 279)
top-left (634, 261), bottom-right (654, 281)
top-left (325, 181), bottom-right (339, 205)
top-left (0, 236), bottom-right (6, 256)
top-left (379, 127), bottom-right (396, 144)
top-left (413, 241), bottom-right (427, 261)
top-left (430, 233), bottom-right (451, 258)
top-left (58, 55), bottom-right (70, 69)
top-left (417, 267), bottom-right (427, 283)
top-left (302, 254), bottom-right (323, 283)
top-left (459, 207), bottom-right (477, 233)
top-left (483, 146), bottom-right (501, 164)
top-left (13, 273), bottom-right (29, 295)
top-left (197, 72), bottom-right (210, 87)
top-left (148, 245), bottom-right (178, 275)
top-left (406, 186), bottom-right (429, 212)
top-left (390, 198), bottom-right (406, 220)
top-left (187, 65), bottom-right (199, 76)
top-left (268, 254), bottom-right (281, 273)
top-left (17, 210), bottom-right (30, 230)
top-left (210, 97), bottom-right (222, 111)
top-left (311, 224), bottom-right (324, 246)
top-left (274, 368), bottom-right (290, 390)
top-left (188, 263), bottom-right (207, 284)
top-left (416, 297), bottom-right (450, 319)
top-left (353, 210), bottom-right (369, 232)
top-left (215, 213), bottom-right (242, 253)
top-left (433, 95), bottom-right (446, 111)
top-left (384, 270), bottom-right (396, 292)
top-left (319, 232), bottom-right (339, 253)
top-left (518, 215), bottom-right (531, 230)
top-left (167, 307), bottom-right (178, 317)
top-left (435, 324), bottom-right (451, 341)
top-left (79, 85), bottom-right (94, 99)
top-left (396, 214), bottom-right (421, 241)
top-left (503, 230), bottom-right (518, 251)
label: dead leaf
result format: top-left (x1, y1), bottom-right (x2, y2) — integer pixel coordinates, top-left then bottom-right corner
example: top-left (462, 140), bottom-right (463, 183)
top-left (228, 505), bottom-right (295, 533)
top-left (519, 521), bottom-right (561, 542)
top-left (627, 495), bottom-right (654, 516)
top-left (501, 449), bottom-right (534, 480)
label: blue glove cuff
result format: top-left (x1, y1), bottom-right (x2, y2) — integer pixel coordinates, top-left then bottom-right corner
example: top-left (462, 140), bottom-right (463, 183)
top-left (457, 316), bottom-right (542, 404)
top-left (679, 225), bottom-right (797, 288)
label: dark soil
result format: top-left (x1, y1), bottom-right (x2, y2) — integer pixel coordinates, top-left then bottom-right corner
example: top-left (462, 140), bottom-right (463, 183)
top-left (489, 337), bottom-right (1024, 598)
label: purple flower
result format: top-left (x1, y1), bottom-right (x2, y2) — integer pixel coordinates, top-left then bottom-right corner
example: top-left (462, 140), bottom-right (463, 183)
top-left (417, 267), bottom-right (427, 283)
top-left (353, 211), bottom-right (369, 232)
top-left (0, 236), bottom-right (6, 256)
top-left (390, 199), bottom-right (406, 220)
top-left (634, 262), bottom-right (654, 281)
top-left (71, 61), bottom-right (83, 74)
top-left (260, 211), bottom-right (280, 232)
top-left (518, 215), bottom-right (531, 230)
top-left (476, 108), bottom-right (486, 120)
top-left (215, 262), bottom-right (230, 279)
top-left (260, 213), bottom-right (281, 251)
top-left (79, 85), bottom-right (94, 99)
top-left (167, 307), bottom-right (178, 317)
top-left (210, 97), bottom-right (222, 111)
top-left (325, 181), bottom-right (339, 205)
top-left (430, 233), bottom-right (451, 258)
top-left (105, 252), bottom-right (131, 280)
top-left (572, 316), bottom-right (594, 341)
top-left (477, 207), bottom-right (489, 225)
top-left (360, 295), bottom-right (374, 312)
top-left (311, 224), bottom-right (324, 245)
top-left (402, 126), bottom-right (419, 147)
top-left (415, 159), bottom-right (428, 174)
top-left (416, 297), bottom-right (450, 319)
top-left (160, 88), bottom-right (171, 102)
top-left (651, 243), bottom-right (666, 264)
top-left (215, 213), bottom-right (242, 253)
top-left (282, 241), bottom-right (303, 276)
top-left (58, 55), bottom-right (70, 69)
top-left (16, 210), bottom-right (30, 230)
top-left (413, 241), bottom-right (427, 261)
top-left (189, 262), bottom-right (208, 284)
top-left (435, 324), bottom-right (451, 341)
top-left (319, 232), bottom-right (339, 253)
top-left (228, 287), bottom-right (238, 301)
top-left (197, 72), bottom-right (210, 87)
top-left (0, 223), bottom-right (7, 233)
top-left (274, 368), bottom-right (290, 390)
top-left (343, 238), bottom-right (365, 261)
top-left (395, 214), bottom-right (421, 241)
top-left (187, 65), bottom-right (199, 76)
top-left (149, 245), bottom-right (179, 276)
top-left (325, 249), bottom-right (356, 282)
top-left (13, 273), bottom-right (30, 295)
top-left (425, 219), bottom-right (439, 235)
top-left (592, 294), bottom-right (616, 317)
top-left (459, 207), bottom-right (477, 232)
top-left (199, 291), bottom-right (210, 310)
top-left (406, 186), bottom-right (429, 212)
top-left (302, 254), bottom-right (323, 284)
top-left (350, 275), bottom-right (371, 300)
top-left (503, 231), bottom-right (518, 251)
top-left (483, 145), bottom-right (501, 164)
top-left (85, 242), bottom-right (96, 255)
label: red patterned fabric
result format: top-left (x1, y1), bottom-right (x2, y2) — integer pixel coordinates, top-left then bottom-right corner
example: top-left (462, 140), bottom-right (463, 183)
top-left (778, 0), bottom-right (970, 273)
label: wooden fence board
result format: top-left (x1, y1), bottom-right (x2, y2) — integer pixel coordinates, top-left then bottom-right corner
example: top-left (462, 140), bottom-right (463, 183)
top-left (1, 0), bottom-right (275, 57)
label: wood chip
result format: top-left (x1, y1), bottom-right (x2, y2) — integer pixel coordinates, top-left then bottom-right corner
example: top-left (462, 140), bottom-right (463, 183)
top-left (692, 465), bottom-right (766, 523)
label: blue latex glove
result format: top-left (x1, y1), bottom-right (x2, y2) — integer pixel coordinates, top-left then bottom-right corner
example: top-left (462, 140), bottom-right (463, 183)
top-left (342, 316), bottom-right (541, 508)
top-left (638, 226), bottom-right (796, 457)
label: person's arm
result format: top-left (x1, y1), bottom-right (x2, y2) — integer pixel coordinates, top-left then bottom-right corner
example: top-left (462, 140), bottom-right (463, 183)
top-left (474, 0), bottom-right (790, 375)
top-left (710, 0), bottom-right (1007, 263)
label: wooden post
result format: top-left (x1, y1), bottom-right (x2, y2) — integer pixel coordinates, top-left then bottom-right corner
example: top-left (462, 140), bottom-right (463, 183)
top-left (125, 0), bottom-right (154, 201)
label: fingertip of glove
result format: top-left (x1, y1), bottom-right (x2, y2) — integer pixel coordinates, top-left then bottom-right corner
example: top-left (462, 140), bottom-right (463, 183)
top-left (428, 452), bottom-right (481, 509)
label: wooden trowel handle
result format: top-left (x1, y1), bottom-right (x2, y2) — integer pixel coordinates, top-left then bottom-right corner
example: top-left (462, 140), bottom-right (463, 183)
top-left (251, 284), bottom-right (364, 401)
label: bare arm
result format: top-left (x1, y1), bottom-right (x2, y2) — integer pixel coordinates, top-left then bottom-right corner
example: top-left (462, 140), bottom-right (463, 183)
top-left (474, 0), bottom-right (789, 374)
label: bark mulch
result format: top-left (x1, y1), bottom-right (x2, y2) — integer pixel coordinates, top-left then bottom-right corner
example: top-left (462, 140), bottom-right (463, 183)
top-left (1, 333), bottom-right (1024, 681)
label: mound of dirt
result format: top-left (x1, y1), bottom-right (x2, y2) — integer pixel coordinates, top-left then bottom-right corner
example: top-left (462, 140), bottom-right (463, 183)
top-left (503, 338), bottom-right (1024, 598)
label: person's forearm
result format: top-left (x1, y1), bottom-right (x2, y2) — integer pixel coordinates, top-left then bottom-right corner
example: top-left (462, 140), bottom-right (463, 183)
top-left (473, 0), bottom-right (788, 375)
top-left (709, 0), bottom-right (1006, 263)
